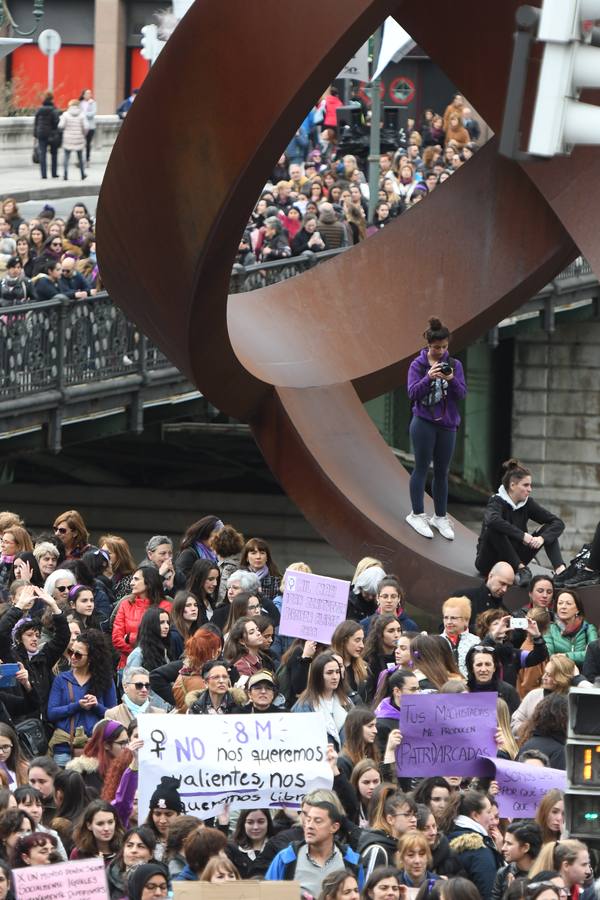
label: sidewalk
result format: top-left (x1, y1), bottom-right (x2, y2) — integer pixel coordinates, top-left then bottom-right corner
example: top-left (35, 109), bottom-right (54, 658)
top-left (0, 156), bottom-right (107, 202)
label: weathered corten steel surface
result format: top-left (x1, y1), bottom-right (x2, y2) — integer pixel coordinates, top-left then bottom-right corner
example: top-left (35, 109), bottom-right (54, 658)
top-left (97, 0), bottom-right (592, 607)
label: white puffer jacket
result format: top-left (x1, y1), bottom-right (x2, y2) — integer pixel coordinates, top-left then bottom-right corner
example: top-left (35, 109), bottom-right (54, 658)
top-left (58, 105), bottom-right (88, 150)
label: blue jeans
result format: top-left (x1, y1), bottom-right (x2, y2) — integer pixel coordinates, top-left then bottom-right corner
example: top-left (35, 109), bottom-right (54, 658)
top-left (409, 415), bottom-right (457, 517)
top-left (64, 148), bottom-right (85, 179)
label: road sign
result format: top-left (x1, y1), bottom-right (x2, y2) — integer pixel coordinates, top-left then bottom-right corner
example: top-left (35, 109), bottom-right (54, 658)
top-left (38, 29), bottom-right (61, 92)
top-left (38, 29), bottom-right (61, 56)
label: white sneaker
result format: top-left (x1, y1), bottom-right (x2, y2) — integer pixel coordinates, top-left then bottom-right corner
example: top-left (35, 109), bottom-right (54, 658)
top-left (406, 512), bottom-right (434, 538)
top-left (429, 515), bottom-right (455, 540)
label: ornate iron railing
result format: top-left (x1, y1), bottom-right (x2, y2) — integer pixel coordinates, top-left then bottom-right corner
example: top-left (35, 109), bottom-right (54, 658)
top-left (0, 249), bottom-right (594, 403)
top-left (0, 293), bottom-right (170, 401)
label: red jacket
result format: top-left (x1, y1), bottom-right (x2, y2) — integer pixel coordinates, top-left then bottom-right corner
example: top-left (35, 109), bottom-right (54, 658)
top-left (112, 596), bottom-right (172, 668)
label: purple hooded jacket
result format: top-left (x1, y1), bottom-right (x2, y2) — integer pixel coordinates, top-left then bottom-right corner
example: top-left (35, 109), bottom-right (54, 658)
top-left (407, 347), bottom-right (467, 430)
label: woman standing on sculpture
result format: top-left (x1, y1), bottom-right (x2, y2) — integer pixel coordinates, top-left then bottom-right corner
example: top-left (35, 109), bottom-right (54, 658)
top-left (406, 317), bottom-right (467, 541)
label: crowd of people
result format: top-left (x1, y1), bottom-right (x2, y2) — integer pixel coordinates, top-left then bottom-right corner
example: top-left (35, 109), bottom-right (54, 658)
top-left (233, 88), bottom-right (481, 262)
top-left (1, 88), bottom-right (479, 307)
top-left (0, 198), bottom-right (98, 306)
top-left (0, 505), bottom-right (594, 900)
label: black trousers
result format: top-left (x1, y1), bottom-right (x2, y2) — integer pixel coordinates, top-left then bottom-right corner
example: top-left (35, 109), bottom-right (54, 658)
top-left (476, 523), bottom-right (564, 575)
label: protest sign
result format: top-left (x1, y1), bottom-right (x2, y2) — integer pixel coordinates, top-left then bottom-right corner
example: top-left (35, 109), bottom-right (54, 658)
top-left (492, 758), bottom-right (567, 817)
top-left (278, 569), bottom-right (349, 643)
top-left (138, 711), bottom-right (333, 822)
top-left (13, 857), bottom-right (108, 900)
top-left (395, 692), bottom-right (498, 777)
top-left (174, 882), bottom-right (300, 900)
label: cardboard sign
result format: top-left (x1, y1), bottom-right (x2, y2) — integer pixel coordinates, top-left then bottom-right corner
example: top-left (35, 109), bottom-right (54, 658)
top-left (493, 758), bottom-right (567, 817)
top-left (278, 569), bottom-right (349, 643)
top-left (13, 857), bottom-right (108, 900)
top-left (138, 712), bottom-right (333, 821)
top-left (174, 882), bottom-right (301, 900)
top-left (395, 692), bottom-right (498, 777)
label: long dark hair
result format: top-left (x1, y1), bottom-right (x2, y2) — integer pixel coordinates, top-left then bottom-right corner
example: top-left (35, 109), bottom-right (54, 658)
top-left (363, 614), bottom-right (398, 666)
top-left (170, 591), bottom-right (200, 643)
top-left (341, 708), bottom-right (381, 767)
top-left (186, 559), bottom-right (219, 609)
top-left (240, 537), bottom-right (281, 578)
top-left (135, 606), bottom-right (172, 671)
top-left (180, 516), bottom-right (222, 551)
top-left (130, 567), bottom-right (164, 606)
top-left (10, 552), bottom-right (43, 588)
top-left (296, 652), bottom-right (350, 709)
top-left (53, 769), bottom-right (89, 821)
top-left (231, 808), bottom-right (274, 849)
top-left (113, 825), bottom-right (156, 871)
top-left (76, 629), bottom-right (114, 697)
top-left (72, 799), bottom-right (124, 858)
top-left (372, 667), bottom-right (416, 709)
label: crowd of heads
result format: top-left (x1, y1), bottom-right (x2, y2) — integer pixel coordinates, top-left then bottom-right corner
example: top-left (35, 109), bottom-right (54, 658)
top-left (237, 89), bottom-right (481, 264)
top-left (0, 502), bottom-right (593, 900)
top-left (0, 198), bottom-right (98, 306)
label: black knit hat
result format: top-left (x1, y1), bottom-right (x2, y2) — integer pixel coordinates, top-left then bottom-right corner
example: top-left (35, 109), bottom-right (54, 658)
top-left (149, 775), bottom-right (183, 813)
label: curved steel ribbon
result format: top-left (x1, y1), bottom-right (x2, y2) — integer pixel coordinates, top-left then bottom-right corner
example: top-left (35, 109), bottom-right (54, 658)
top-left (97, 0), bottom-right (591, 606)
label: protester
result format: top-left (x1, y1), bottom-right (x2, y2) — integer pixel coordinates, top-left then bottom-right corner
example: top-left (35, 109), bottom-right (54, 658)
top-left (406, 317), bottom-right (467, 540)
top-left (475, 459), bottom-right (566, 586)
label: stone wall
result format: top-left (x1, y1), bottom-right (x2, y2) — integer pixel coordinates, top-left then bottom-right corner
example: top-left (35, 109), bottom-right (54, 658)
top-left (0, 114), bottom-right (121, 166)
top-left (512, 318), bottom-right (600, 562)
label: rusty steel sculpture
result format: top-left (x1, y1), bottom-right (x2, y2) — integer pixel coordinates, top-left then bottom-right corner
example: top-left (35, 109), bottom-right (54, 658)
top-left (97, 0), bottom-right (599, 609)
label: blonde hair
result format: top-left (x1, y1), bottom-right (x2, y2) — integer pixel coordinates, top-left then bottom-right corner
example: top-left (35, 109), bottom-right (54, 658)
top-left (2, 525), bottom-right (33, 553)
top-left (281, 562), bottom-right (312, 592)
top-left (396, 831), bottom-right (432, 869)
top-left (529, 838), bottom-right (587, 880)
top-left (545, 656), bottom-right (577, 692)
top-left (352, 557), bottom-right (383, 582)
top-left (442, 595), bottom-right (472, 620)
top-left (496, 698), bottom-right (519, 760)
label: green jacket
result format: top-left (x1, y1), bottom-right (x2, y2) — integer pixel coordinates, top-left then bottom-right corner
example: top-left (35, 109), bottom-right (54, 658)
top-left (544, 620), bottom-right (598, 664)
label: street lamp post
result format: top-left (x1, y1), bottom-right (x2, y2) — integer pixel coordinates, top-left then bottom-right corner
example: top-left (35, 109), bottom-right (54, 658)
top-left (367, 25), bottom-right (383, 224)
top-left (0, 0), bottom-right (44, 36)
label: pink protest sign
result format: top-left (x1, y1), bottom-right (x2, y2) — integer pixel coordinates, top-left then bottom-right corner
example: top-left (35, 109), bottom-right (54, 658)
top-left (395, 692), bottom-right (498, 777)
top-left (278, 570), bottom-right (350, 643)
top-left (493, 758), bottom-right (566, 817)
top-left (13, 857), bottom-right (109, 900)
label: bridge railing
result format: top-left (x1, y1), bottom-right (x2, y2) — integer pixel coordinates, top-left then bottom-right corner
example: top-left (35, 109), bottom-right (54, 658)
top-left (0, 249), bottom-right (594, 402)
top-left (0, 249), bottom-right (344, 402)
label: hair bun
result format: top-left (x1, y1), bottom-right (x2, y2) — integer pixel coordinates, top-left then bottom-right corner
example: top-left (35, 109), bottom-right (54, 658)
top-left (502, 458), bottom-right (521, 471)
top-left (428, 316), bottom-right (443, 331)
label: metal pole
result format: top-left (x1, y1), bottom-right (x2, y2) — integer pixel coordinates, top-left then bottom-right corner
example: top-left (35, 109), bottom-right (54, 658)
top-left (48, 51), bottom-right (54, 90)
top-left (367, 25), bottom-right (383, 224)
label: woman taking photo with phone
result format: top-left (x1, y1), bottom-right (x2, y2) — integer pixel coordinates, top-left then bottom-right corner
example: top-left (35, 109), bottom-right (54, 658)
top-left (406, 317), bottom-right (467, 541)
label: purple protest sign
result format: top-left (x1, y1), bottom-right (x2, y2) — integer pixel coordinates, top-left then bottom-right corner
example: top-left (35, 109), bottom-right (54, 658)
top-left (278, 570), bottom-right (350, 644)
top-left (395, 692), bottom-right (498, 777)
top-left (492, 758), bottom-right (566, 818)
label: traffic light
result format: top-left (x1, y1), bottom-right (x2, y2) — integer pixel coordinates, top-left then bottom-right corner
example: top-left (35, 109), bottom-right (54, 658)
top-left (565, 686), bottom-right (600, 839)
top-left (140, 24), bottom-right (164, 65)
top-left (528, 0), bottom-right (600, 156)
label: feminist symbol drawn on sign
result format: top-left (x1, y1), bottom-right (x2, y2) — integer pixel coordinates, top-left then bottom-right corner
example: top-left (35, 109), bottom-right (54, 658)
top-left (150, 729), bottom-right (167, 759)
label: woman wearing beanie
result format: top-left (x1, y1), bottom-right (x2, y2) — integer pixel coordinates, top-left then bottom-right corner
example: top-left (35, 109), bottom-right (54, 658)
top-left (143, 776), bottom-right (184, 861)
top-left (406, 317), bottom-right (467, 541)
